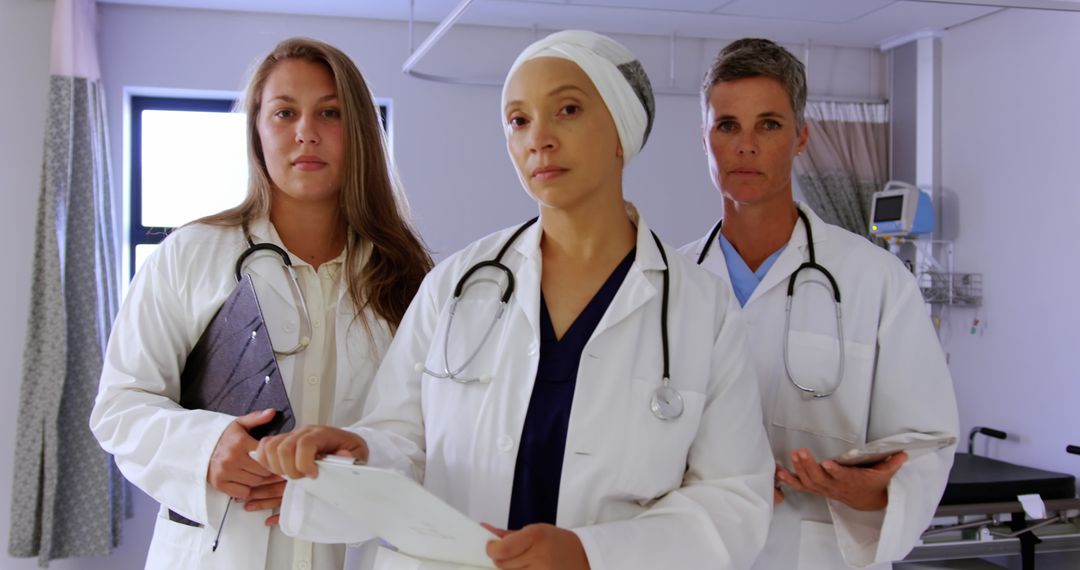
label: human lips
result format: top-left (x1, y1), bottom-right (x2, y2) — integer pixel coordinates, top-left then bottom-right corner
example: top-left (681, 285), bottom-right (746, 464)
top-left (531, 165), bottom-right (568, 181)
top-left (728, 167), bottom-right (763, 176)
top-left (292, 155), bottom-right (327, 171)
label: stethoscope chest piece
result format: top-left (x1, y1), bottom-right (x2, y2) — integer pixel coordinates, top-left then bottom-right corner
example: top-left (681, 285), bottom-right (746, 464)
top-left (650, 382), bottom-right (684, 421)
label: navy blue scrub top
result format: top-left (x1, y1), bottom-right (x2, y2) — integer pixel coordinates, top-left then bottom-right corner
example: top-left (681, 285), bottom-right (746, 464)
top-left (507, 248), bottom-right (636, 530)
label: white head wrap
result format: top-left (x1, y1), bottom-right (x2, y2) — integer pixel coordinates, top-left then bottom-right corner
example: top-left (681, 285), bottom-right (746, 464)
top-left (501, 30), bottom-right (655, 164)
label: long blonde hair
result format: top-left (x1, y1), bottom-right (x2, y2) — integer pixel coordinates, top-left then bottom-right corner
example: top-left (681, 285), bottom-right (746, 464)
top-left (198, 37), bottom-right (432, 330)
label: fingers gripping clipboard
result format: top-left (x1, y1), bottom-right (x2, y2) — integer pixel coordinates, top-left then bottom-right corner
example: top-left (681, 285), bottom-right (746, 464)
top-left (302, 457), bottom-right (497, 569)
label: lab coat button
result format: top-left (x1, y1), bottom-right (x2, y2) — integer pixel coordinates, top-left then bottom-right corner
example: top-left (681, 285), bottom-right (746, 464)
top-left (307, 376), bottom-right (320, 386)
top-left (283, 321), bottom-right (298, 333)
top-left (528, 342), bottom-right (539, 356)
top-left (497, 435), bottom-right (514, 452)
top-left (295, 561), bottom-right (310, 570)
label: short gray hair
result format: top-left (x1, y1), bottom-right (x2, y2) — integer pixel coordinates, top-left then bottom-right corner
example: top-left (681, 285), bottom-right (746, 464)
top-left (701, 38), bottom-right (807, 129)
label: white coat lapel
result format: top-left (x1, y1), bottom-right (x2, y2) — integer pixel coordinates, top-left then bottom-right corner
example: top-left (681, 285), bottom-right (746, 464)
top-left (694, 230), bottom-right (733, 291)
top-left (590, 218), bottom-right (661, 341)
top-left (508, 221), bottom-right (544, 342)
top-left (744, 208), bottom-right (813, 307)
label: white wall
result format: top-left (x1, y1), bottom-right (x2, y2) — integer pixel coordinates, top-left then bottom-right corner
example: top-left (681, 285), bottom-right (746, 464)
top-left (1, 4), bottom-right (883, 568)
top-left (940, 8), bottom-right (1080, 569)
top-left (97, 5), bottom-right (885, 259)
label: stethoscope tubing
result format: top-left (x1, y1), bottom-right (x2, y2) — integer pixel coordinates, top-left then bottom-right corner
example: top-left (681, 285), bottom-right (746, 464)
top-left (235, 229), bottom-right (313, 356)
top-left (422, 218), bottom-right (683, 420)
top-left (422, 218), bottom-right (537, 384)
top-left (697, 206), bottom-right (845, 398)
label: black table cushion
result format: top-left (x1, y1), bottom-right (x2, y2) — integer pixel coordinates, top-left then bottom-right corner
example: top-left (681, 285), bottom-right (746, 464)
top-left (940, 453), bottom-right (1076, 505)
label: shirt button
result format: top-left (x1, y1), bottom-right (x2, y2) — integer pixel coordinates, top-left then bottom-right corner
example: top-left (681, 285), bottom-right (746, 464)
top-left (497, 435), bottom-right (514, 452)
top-left (312, 319), bottom-right (322, 329)
top-left (307, 376), bottom-right (320, 386)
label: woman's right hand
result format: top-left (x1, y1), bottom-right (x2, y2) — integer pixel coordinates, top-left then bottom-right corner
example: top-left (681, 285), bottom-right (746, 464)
top-left (255, 424), bottom-right (369, 480)
top-left (207, 409), bottom-right (282, 499)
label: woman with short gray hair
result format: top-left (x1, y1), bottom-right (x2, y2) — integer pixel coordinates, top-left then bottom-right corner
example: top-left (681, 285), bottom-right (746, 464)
top-left (682, 37), bottom-right (958, 569)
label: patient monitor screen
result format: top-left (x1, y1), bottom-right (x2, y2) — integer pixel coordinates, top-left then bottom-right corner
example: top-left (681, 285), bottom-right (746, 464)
top-left (873, 195), bottom-right (904, 222)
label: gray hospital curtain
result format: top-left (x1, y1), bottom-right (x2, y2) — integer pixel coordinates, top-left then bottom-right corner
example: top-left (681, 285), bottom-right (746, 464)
top-left (8, 0), bottom-right (128, 566)
top-left (793, 101), bottom-right (888, 236)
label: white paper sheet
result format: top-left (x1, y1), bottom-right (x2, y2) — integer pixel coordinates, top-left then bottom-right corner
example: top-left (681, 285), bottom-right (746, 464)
top-left (299, 457), bottom-right (496, 569)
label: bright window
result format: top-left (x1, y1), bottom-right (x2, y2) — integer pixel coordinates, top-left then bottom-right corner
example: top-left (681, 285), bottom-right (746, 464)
top-left (129, 95), bottom-right (244, 277)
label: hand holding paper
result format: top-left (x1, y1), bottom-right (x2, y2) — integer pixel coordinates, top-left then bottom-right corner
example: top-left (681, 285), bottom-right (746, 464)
top-left (483, 523), bottom-right (589, 570)
top-left (255, 424), bottom-right (370, 479)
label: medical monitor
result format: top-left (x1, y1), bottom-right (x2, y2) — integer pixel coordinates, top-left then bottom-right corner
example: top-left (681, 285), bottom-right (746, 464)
top-left (869, 181), bottom-right (934, 237)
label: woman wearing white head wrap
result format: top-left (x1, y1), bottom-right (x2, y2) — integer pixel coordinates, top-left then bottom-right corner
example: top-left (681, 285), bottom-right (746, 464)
top-left (258, 30), bottom-right (773, 570)
top-left (501, 29), bottom-right (656, 164)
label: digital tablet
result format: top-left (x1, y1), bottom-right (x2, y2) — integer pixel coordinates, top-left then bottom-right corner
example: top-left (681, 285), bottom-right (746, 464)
top-left (833, 435), bottom-right (956, 467)
top-left (306, 457), bottom-right (496, 568)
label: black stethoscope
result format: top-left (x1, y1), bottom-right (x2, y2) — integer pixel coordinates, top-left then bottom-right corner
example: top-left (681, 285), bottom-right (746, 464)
top-left (419, 217), bottom-right (684, 420)
top-left (234, 229), bottom-right (312, 356)
top-left (696, 207), bottom-right (845, 398)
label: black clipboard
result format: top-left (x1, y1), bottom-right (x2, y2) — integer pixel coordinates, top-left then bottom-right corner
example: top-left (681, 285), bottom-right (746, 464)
top-left (165, 274), bottom-right (295, 526)
top-left (179, 273), bottom-right (296, 438)
top-left (168, 274), bottom-right (296, 528)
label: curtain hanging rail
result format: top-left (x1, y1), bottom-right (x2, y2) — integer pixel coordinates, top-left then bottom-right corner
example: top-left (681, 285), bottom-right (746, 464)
top-left (403, 0), bottom-right (477, 81)
top-left (402, 0), bottom-right (887, 105)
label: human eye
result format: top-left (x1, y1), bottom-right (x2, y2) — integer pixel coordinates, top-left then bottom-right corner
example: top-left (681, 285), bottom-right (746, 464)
top-left (321, 107), bottom-right (341, 119)
top-left (507, 114), bottom-right (529, 130)
top-left (559, 103), bottom-right (581, 117)
top-left (272, 108), bottom-right (294, 119)
top-left (715, 120), bottom-right (737, 133)
top-left (762, 119), bottom-right (782, 130)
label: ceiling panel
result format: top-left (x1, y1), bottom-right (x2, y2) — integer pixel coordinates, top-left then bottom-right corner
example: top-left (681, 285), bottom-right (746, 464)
top-left (557, 0), bottom-right (719, 12)
top-left (97, 0), bottom-right (1008, 47)
top-left (718, 0), bottom-right (895, 23)
top-left (452, 0), bottom-right (1000, 46)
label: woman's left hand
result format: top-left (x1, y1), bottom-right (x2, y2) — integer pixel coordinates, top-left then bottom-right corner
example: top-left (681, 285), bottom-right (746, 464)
top-left (483, 523), bottom-right (590, 570)
top-left (777, 448), bottom-right (907, 511)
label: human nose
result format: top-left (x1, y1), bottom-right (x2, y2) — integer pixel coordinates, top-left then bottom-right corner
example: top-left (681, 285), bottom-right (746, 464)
top-left (735, 132), bottom-right (758, 156)
top-left (294, 115), bottom-right (320, 145)
top-left (526, 118), bottom-right (557, 153)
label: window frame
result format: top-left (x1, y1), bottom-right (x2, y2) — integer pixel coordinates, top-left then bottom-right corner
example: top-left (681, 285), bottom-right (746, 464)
top-left (128, 95), bottom-right (239, 278)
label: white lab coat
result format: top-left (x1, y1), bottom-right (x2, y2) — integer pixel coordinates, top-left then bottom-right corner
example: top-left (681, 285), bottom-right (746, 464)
top-left (91, 219), bottom-right (392, 570)
top-left (281, 214), bottom-right (775, 569)
top-left (681, 204), bottom-right (959, 570)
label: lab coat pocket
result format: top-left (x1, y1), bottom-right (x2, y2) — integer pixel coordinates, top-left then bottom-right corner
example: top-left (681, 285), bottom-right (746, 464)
top-left (796, 520), bottom-right (845, 570)
top-left (618, 378), bottom-right (706, 499)
top-left (771, 330), bottom-right (876, 443)
top-left (146, 510), bottom-right (205, 568)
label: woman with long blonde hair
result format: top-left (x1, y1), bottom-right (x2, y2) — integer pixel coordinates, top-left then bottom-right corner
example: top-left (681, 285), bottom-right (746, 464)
top-left (91, 37), bottom-right (431, 570)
